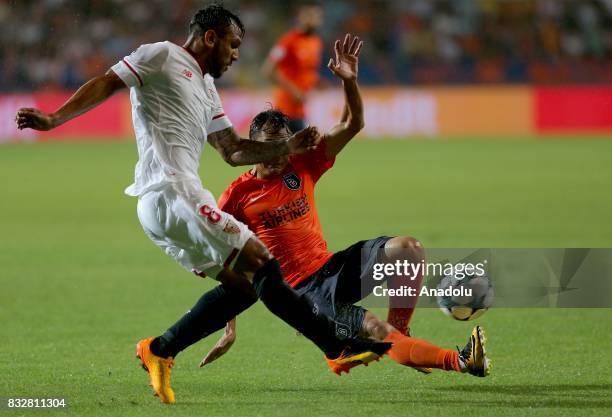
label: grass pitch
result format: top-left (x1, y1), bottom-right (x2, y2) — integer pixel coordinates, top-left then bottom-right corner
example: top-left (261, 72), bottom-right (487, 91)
top-left (1, 138), bottom-right (611, 416)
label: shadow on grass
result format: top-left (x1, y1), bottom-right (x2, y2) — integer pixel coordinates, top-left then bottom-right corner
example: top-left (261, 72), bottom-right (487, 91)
top-left (129, 382), bottom-right (611, 411)
top-left (434, 383), bottom-right (611, 395)
top-left (234, 383), bottom-right (612, 409)
top-left (429, 383), bottom-right (612, 409)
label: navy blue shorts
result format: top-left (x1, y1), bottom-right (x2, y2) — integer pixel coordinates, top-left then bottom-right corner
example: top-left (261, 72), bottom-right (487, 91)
top-left (293, 236), bottom-right (392, 340)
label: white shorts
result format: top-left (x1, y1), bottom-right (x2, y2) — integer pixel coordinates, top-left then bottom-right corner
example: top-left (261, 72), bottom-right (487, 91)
top-left (136, 183), bottom-right (254, 278)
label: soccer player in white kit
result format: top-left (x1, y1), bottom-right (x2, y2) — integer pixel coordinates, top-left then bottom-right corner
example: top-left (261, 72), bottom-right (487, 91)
top-left (15, 4), bottom-right (390, 405)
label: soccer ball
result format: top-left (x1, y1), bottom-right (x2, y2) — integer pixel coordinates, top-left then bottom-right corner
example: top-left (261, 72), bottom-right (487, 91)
top-left (436, 271), bottom-right (494, 321)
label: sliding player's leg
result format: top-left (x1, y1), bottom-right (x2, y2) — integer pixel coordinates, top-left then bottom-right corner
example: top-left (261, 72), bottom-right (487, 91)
top-left (379, 236), bottom-right (425, 334)
top-left (289, 262), bottom-right (427, 375)
top-left (292, 271), bottom-right (489, 377)
top-left (360, 311), bottom-right (490, 377)
top-left (361, 311), bottom-right (457, 371)
top-left (303, 236), bottom-right (425, 374)
top-left (327, 235), bottom-right (424, 334)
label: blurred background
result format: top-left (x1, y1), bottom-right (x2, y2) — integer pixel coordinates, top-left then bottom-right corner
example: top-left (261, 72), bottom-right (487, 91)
top-left (1, 4), bottom-right (611, 413)
top-left (1, 0), bottom-right (611, 140)
top-left (2, 0), bottom-right (612, 89)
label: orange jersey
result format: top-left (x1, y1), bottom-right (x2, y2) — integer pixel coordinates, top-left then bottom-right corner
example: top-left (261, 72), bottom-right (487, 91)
top-left (268, 29), bottom-right (323, 118)
top-left (219, 144), bottom-right (334, 287)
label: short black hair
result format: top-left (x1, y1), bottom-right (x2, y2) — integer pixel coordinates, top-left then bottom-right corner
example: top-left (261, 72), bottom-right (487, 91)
top-left (189, 3), bottom-right (245, 38)
top-left (249, 109), bottom-right (291, 139)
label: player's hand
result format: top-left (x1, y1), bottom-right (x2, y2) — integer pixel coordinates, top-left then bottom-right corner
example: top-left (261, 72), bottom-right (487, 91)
top-left (327, 33), bottom-right (363, 81)
top-left (15, 108), bottom-right (58, 131)
top-left (199, 319), bottom-right (236, 368)
top-left (287, 125), bottom-right (321, 154)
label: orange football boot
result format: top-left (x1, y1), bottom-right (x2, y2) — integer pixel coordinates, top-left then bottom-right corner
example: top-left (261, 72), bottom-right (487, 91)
top-left (136, 337), bottom-right (176, 404)
top-left (325, 340), bottom-right (392, 375)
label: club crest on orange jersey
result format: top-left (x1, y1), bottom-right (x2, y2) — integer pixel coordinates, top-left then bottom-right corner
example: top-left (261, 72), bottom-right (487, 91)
top-left (282, 173), bottom-right (301, 190)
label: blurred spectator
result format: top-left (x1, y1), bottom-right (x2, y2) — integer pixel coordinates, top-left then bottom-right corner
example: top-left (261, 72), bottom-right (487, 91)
top-left (1, 0), bottom-right (611, 92)
top-left (262, 1), bottom-right (324, 132)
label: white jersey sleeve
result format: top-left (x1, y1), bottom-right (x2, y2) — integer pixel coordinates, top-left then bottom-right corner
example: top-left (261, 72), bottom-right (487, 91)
top-left (111, 42), bottom-right (169, 88)
top-left (268, 44), bottom-right (287, 63)
top-left (205, 77), bottom-right (232, 134)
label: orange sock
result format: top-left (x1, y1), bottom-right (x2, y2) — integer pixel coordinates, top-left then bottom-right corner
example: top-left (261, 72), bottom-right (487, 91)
top-left (384, 330), bottom-right (461, 372)
top-left (387, 307), bottom-right (414, 334)
top-left (387, 263), bottom-right (423, 333)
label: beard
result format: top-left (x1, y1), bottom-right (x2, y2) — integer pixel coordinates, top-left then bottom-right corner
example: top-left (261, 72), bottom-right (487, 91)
top-left (206, 44), bottom-right (226, 79)
top-left (302, 26), bottom-right (317, 35)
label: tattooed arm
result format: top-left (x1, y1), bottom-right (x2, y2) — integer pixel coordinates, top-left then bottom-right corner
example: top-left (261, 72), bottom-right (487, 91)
top-left (207, 125), bottom-right (321, 166)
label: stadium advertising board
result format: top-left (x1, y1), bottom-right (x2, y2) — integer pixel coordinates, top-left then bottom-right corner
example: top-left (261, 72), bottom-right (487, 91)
top-left (2, 87), bottom-right (611, 142)
top-left (1, 93), bottom-right (128, 143)
top-left (535, 86), bottom-right (612, 134)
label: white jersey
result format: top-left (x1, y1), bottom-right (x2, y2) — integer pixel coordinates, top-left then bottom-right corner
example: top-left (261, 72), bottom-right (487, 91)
top-left (111, 41), bottom-right (232, 197)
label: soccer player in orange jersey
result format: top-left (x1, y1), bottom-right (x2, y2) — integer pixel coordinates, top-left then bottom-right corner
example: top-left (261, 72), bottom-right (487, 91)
top-left (202, 34), bottom-right (490, 377)
top-left (262, 1), bottom-right (323, 133)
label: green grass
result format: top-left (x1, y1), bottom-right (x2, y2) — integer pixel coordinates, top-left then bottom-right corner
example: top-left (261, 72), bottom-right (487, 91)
top-left (1, 138), bottom-right (611, 416)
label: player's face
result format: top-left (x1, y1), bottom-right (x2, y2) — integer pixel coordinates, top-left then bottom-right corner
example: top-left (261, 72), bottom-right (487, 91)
top-left (298, 5), bottom-right (323, 33)
top-left (207, 24), bottom-right (242, 78)
top-left (254, 127), bottom-right (291, 178)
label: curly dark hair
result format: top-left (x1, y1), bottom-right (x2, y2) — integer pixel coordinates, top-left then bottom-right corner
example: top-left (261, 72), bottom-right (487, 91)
top-left (249, 109), bottom-right (291, 139)
top-left (189, 3), bottom-right (245, 38)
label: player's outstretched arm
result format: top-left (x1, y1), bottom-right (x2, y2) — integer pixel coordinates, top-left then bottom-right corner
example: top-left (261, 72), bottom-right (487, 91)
top-left (199, 318), bottom-right (236, 368)
top-left (323, 33), bottom-right (364, 159)
top-left (15, 69), bottom-right (126, 131)
top-left (207, 125), bottom-right (322, 166)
